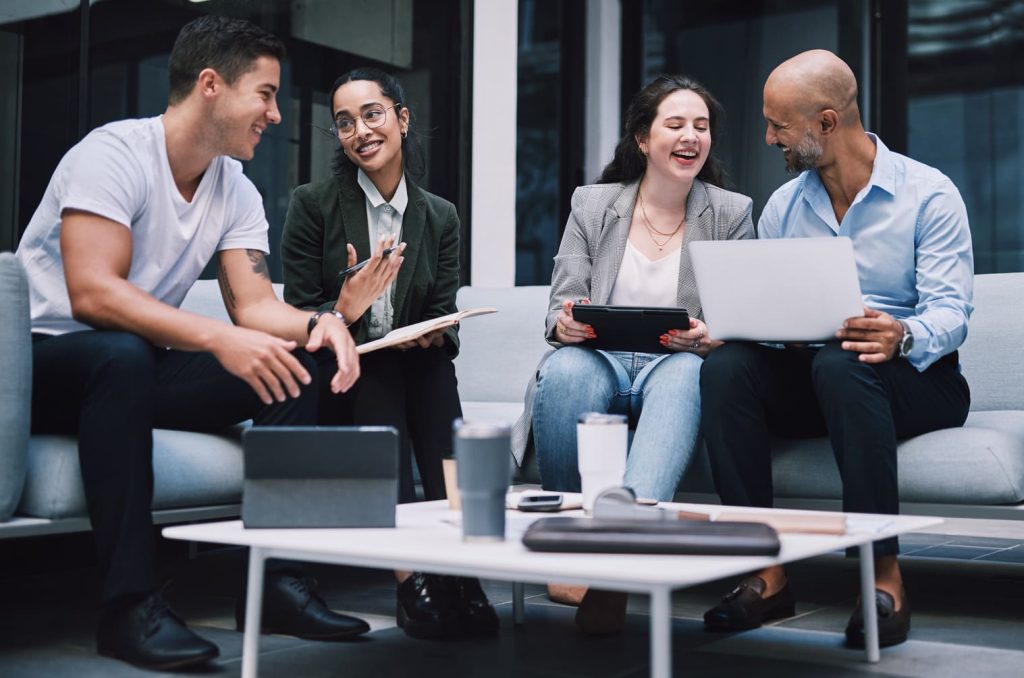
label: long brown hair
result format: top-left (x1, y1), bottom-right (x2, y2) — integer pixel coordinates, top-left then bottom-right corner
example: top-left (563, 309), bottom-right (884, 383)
top-left (598, 75), bottom-right (726, 187)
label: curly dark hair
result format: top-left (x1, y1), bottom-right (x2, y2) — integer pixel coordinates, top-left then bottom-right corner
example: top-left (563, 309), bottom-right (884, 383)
top-left (328, 67), bottom-right (425, 180)
top-left (598, 74), bottom-right (726, 187)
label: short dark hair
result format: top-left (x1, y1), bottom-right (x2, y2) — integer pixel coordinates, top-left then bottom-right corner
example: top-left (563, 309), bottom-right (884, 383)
top-left (598, 74), bottom-right (727, 187)
top-left (168, 16), bottom-right (286, 105)
top-left (328, 67), bottom-right (425, 180)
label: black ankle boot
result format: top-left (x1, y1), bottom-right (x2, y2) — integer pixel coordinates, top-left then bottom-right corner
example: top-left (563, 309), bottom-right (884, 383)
top-left (97, 591), bottom-right (219, 670)
top-left (450, 576), bottom-right (499, 636)
top-left (396, 573), bottom-right (461, 640)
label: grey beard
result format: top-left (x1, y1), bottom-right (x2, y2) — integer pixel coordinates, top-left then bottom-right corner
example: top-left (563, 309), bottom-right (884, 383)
top-left (787, 131), bottom-right (823, 173)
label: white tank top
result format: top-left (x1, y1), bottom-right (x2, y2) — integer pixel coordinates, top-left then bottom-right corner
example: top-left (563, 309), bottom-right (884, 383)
top-left (608, 240), bottom-right (681, 307)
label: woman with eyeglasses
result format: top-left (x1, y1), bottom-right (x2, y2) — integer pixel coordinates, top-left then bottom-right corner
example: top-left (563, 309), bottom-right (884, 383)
top-left (281, 67), bottom-right (496, 641)
top-left (518, 75), bottom-right (754, 633)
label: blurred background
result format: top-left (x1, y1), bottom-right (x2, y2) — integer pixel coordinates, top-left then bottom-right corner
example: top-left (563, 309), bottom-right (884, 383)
top-left (1, 0), bottom-right (1021, 284)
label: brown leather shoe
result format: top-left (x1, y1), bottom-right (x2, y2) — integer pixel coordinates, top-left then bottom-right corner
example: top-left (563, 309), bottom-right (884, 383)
top-left (703, 576), bottom-right (796, 631)
top-left (575, 589), bottom-right (628, 635)
top-left (547, 583), bottom-right (587, 606)
top-left (844, 588), bottom-right (911, 648)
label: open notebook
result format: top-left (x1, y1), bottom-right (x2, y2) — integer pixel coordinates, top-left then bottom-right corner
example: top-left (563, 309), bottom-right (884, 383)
top-left (356, 307), bottom-right (497, 354)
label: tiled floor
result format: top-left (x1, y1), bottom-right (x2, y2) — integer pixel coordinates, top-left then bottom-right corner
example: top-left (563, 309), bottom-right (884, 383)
top-left (2, 529), bottom-right (1024, 677)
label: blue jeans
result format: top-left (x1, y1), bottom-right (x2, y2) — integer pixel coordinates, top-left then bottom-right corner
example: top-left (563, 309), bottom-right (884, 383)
top-left (532, 346), bottom-right (703, 501)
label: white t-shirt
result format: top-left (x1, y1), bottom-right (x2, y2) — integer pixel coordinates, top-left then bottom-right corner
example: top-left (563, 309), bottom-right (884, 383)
top-left (16, 116), bottom-right (269, 335)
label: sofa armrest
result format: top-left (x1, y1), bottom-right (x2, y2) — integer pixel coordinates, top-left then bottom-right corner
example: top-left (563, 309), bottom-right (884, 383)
top-left (0, 252), bottom-right (32, 520)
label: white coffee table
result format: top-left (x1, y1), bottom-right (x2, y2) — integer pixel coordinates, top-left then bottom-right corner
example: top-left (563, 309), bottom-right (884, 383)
top-left (163, 501), bottom-right (940, 678)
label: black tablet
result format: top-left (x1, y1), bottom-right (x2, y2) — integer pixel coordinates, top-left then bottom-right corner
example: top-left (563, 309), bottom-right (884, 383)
top-left (570, 304), bottom-right (690, 354)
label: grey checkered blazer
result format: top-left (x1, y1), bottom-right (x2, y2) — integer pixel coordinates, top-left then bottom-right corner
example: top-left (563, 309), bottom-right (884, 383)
top-left (511, 178), bottom-right (754, 466)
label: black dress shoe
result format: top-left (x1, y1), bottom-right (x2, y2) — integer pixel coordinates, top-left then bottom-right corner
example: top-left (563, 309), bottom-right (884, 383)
top-left (396, 572), bottom-right (461, 640)
top-left (845, 588), bottom-right (911, 648)
top-left (704, 576), bottom-right (796, 631)
top-left (236, 573), bottom-right (370, 640)
top-left (449, 576), bottom-right (499, 636)
top-left (97, 592), bottom-right (219, 671)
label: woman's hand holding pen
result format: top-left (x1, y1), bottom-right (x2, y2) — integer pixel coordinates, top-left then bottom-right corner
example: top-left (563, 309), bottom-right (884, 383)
top-left (553, 298), bottom-right (595, 344)
top-left (335, 235), bottom-right (405, 322)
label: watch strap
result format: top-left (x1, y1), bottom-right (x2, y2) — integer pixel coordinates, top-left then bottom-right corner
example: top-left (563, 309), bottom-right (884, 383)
top-left (307, 310), bottom-right (346, 336)
top-left (897, 320), bottom-right (914, 358)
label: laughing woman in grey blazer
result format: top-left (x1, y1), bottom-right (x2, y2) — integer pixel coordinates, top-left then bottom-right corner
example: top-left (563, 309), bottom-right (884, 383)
top-left (528, 75), bottom-right (753, 632)
top-left (530, 74), bottom-right (754, 507)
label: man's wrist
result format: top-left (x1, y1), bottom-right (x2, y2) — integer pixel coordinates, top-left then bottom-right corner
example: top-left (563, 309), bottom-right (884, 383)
top-left (308, 310), bottom-right (346, 336)
top-left (895, 319), bottom-right (914, 359)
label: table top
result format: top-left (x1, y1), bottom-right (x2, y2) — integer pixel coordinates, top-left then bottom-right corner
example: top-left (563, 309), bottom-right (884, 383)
top-left (163, 501), bottom-right (941, 593)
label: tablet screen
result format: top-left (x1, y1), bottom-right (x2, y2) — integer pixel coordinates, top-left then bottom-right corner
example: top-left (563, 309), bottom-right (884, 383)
top-left (570, 305), bottom-right (690, 354)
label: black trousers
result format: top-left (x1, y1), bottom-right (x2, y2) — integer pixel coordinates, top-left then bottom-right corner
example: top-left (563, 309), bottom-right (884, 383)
top-left (699, 342), bottom-right (970, 556)
top-left (317, 346), bottom-right (462, 503)
top-left (31, 330), bottom-right (318, 604)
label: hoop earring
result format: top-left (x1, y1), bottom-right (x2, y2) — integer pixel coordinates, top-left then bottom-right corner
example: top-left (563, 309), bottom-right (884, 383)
top-left (401, 130), bottom-right (408, 139)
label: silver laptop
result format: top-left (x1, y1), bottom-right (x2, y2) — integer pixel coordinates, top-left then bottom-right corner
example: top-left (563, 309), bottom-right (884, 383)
top-left (689, 237), bottom-right (864, 342)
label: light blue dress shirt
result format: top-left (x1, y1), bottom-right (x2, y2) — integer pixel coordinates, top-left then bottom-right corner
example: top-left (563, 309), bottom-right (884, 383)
top-left (758, 133), bottom-right (973, 372)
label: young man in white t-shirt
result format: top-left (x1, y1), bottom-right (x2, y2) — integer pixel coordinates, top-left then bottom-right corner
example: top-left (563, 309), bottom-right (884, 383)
top-left (16, 16), bottom-right (366, 671)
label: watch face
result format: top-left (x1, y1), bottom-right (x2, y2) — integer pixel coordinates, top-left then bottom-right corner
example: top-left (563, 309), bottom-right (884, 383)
top-left (900, 332), bottom-right (914, 357)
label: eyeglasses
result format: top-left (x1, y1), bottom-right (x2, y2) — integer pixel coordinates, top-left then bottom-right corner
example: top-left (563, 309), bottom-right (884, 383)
top-left (330, 103), bottom-right (401, 139)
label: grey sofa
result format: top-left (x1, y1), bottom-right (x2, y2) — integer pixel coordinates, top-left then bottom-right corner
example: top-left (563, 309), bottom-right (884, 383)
top-left (0, 253), bottom-right (249, 536)
top-left (3, 246), bottom-right (1023, 539)
top-left (454, 275), bottom-right (1024, 521)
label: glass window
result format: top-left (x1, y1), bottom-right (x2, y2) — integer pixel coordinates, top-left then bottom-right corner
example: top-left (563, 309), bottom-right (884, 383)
top-left (515, 0), bottom-right (585, 286)
top-left (4, 0), bottom-right (469, 282)
top-left (637, 0), bottom-right (843, 222)
top-left (907, 0), bottom-right (1024, 273)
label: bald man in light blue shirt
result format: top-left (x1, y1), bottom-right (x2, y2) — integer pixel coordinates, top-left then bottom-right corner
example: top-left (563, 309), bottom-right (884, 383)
top-left (758, 131), bottom-right (973, 371)
top-left (700, 50), bottom-right (972, 649)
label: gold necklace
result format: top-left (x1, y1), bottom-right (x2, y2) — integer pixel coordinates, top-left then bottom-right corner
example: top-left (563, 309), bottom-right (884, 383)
top-left (638, 191), bottom-right (684, 251)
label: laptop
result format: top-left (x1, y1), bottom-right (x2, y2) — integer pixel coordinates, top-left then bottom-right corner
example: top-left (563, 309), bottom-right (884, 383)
top-left (689, 237), bottom-right (864, 342)
top-left (242, 426), bottom-right (398, 528)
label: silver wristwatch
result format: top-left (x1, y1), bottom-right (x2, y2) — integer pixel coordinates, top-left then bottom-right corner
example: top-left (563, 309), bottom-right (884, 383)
top-left (307, 310), bottom-right (346, 336)
top-left (897, 320), bottom-right (914, 358)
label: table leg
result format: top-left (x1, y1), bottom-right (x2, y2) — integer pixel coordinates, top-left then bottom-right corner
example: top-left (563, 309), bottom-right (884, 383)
top-left (649, 587), bottom-right (672, 678)
top-left (858, 543), bottom-right (880, 663)
top-left (512, 582), bottom-right (525, 626)
top-left (242, 547), bottom-right (266, 678)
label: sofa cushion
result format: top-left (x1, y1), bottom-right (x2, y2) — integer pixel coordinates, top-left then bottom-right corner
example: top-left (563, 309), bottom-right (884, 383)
top-left (18, 428), bottom-right (245, 520)
top-left (0, 252), bottom-right (31, 521)
top-left (454, 285), bottom-right (551, 404)
top-left (959, 272), bottom-right (1024, 411)
top-left (461, 400), bottom-right (525, 426)
top-left (678, 411), bottom-right (1024, 505)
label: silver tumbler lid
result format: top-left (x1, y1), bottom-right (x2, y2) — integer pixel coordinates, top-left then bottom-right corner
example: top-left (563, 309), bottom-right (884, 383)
top-left (453, 418), bottom-right (512, 439)
top-left (577, 412), bottom-right (628, 425)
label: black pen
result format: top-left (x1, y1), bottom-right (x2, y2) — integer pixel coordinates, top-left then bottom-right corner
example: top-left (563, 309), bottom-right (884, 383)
top-left (337, 246), bottom-right (398, 280)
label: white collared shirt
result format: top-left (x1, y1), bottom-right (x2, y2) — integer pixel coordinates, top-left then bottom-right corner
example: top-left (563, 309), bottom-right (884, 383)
top-left (357, 169), bottom-right (408, 338)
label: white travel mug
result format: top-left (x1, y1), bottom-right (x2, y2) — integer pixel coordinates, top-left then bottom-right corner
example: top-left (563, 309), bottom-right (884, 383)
top-left (576, 413), bottom-right (628, 514)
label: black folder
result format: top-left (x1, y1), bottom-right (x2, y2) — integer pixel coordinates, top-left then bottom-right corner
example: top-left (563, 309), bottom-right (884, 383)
top-left (522, 517), bottom-right (781, 556)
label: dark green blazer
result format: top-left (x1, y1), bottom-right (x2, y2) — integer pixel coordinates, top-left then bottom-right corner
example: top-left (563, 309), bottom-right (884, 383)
top-left (281, 168), bottom-right (462, 356)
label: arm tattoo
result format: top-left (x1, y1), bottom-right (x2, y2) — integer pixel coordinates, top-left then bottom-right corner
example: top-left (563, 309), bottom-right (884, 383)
top-left (247, 249), bottom-right (271, 280)
top-left (217, 261), bottom-right (237, 310)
